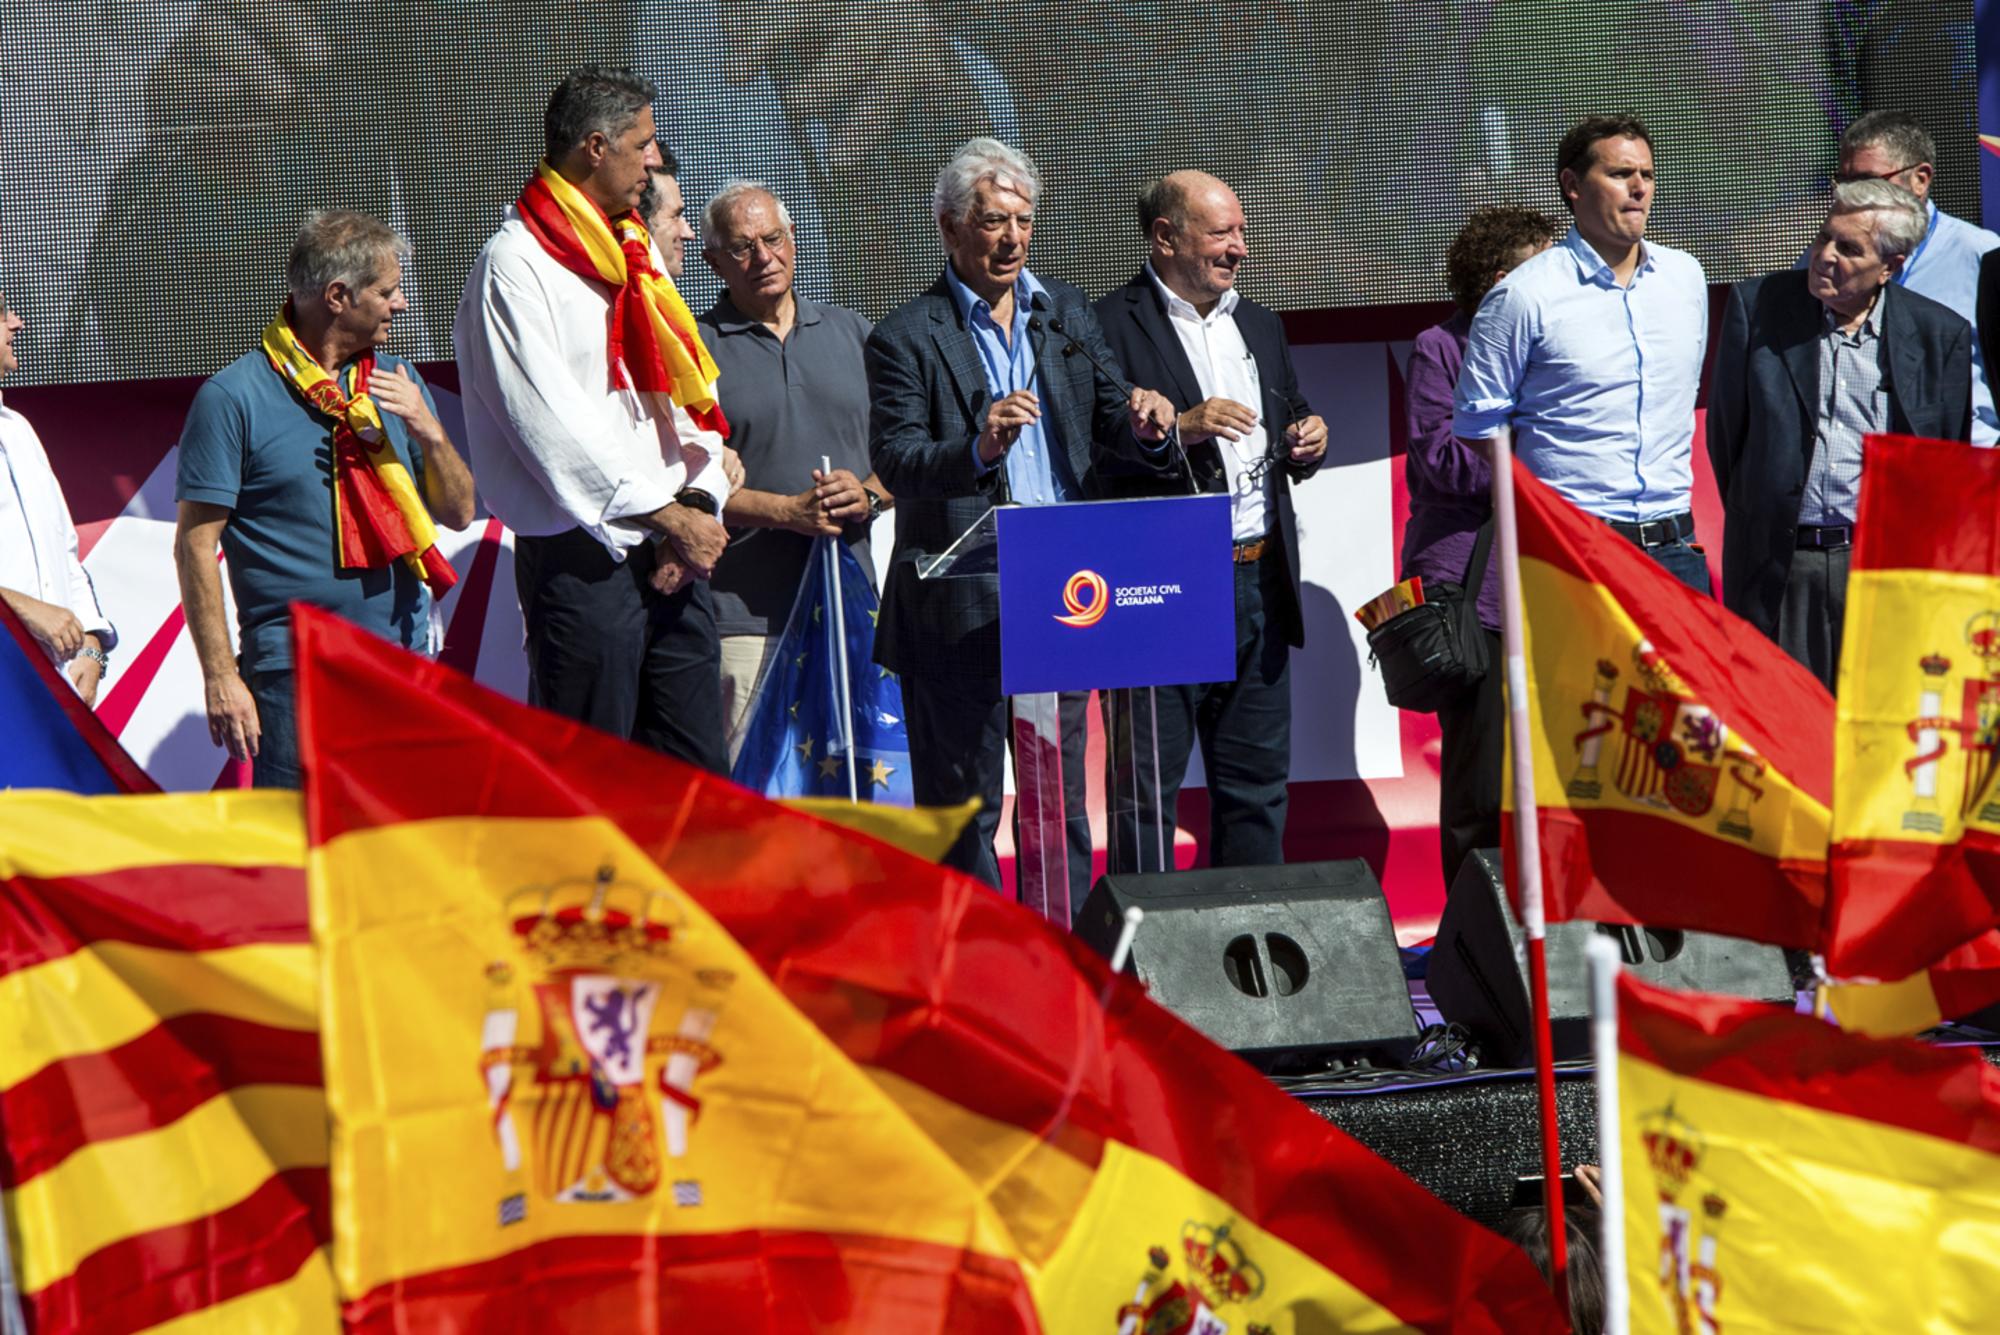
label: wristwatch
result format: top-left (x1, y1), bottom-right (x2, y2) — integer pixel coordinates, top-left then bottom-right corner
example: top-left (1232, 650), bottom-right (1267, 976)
top-left (866, 490), bottom-right (891, 520)
top-left (675, 487), bottom-right (720, 516)
top-left (78, 644), bottom-right (110, 674)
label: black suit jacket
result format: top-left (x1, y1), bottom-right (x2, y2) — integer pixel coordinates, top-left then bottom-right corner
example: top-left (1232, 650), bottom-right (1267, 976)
top-left (1093, 271), bottom-right (1320, 646)
top-left (1709, 271), bottom-right (1971, 635)
top-left (866, 271), bottom-right (1166, 686)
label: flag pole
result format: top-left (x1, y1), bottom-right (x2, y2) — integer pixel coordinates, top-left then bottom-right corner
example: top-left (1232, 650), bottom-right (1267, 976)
top-left (1490, 428), bottom-right (1570, 1307)
top-left (821, 456), bottom-right (859, 802)
top-left (1587, 933), bottom-right (1629, 1335)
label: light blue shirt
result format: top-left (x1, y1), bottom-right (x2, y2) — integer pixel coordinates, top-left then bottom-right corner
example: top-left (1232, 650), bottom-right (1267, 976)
top-left (1899, 201), bottom-right (2000, 446)
top-left (945, 265), bottom-right (1080, 506)
top-left (1454, 226), bottom-right (1709, 523)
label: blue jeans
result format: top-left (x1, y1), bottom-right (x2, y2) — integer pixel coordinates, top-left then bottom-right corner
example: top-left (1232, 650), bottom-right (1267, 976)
top-left (1644, 538), bottom-right (1713, 597)
top-left (246, 669), bottom-right (300, 790)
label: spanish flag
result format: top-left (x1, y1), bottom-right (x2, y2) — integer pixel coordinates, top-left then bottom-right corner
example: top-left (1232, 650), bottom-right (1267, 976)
top-left (1827, 433), bottom-right (2000, 980)
top-left (1505, 457), bottom-right (1833, 947)
top-left (1826, 928), bottom-right (2000, 1036)
top-left (0, 791), bottom-right (334, 1333)
top-left (1617, 969), bottom-right (2000, 1332)
top-left (296, 604), bottom-right (1566, 1332)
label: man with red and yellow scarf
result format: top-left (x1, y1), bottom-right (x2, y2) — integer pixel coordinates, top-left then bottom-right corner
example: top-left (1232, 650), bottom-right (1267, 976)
top-left (456, 64), bottom-right (737, 773)
top-left (174, 209), bottom-right (477, 788)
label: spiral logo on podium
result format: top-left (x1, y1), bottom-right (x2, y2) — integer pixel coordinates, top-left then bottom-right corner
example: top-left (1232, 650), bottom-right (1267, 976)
top-left (1053, 569), bottom-right (1110, 628)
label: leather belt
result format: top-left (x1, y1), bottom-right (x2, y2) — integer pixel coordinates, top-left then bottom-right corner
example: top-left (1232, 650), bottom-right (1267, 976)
top-left (1606, 511), bottom-right (1695, 549)
top-left (1233, 536), bottom-right (1269, 564)
top-left (1796, 524), bottom-right (1853, 550)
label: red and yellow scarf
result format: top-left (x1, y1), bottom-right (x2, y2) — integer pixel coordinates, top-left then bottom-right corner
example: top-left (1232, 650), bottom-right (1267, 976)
top-left (261, 309), bottom-right (458, 597)
top-left (516, 161), bottom-right (728, 436)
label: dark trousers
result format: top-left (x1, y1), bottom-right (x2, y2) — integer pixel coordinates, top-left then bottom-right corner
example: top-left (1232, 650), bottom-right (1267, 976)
top-left (1775, 547), bottom-right (1848, 693)
top-left (247, 668), bottom-right (300, 790)
top-left (902, 676), bottom-right (1092, 897)
top-left (1642, 537), bottom-right (1713, 596)
top-left (1104, 555), bottom-right (1291, 874)
top-left (1436, 628), bottom-right (1504, 891)
top-left (514, 528), bottom-right (728, 774)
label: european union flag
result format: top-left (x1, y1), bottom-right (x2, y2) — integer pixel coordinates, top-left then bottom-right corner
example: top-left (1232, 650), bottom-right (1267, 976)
top-left (731, 537), bottom-right (911, 803)
top-left (0, 598), bottom-right (155, 793)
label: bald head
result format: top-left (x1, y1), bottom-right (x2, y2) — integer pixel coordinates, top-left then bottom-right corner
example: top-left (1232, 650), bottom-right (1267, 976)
top-left (1140, 171), bottom-right (1246, 313)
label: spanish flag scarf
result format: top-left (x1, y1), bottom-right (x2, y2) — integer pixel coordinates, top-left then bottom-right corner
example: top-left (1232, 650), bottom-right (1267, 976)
top-left (260, 309), bottom-right (459, 597)
top-left (515, 161), bottom-right (729, 436)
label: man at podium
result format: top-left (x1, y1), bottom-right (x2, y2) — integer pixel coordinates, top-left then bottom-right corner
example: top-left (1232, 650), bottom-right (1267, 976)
top-left (867, 137), bottom-right (1179, 891)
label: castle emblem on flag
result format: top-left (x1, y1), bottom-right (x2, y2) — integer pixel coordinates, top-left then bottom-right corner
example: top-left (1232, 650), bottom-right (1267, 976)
top-left (1113, 1225), bottom-right (1273, 1335)
top-left (1566, 643), bottom-right (1768, 840)
top-left (1641, 1102), bottom-right (1726, 1335)
top-left (1902, 613), bottom-right (2000, 834)
top-left (477, 865), bottom-right (735, 1215)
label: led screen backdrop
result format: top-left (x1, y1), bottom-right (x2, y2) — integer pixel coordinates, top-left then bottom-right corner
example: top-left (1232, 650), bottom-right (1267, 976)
top-left (0, 0), bottom-right (1977, 386)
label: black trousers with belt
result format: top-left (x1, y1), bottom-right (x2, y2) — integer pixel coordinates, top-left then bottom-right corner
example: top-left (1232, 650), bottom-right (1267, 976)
top-left (514, 527), bottom-right (729, 774)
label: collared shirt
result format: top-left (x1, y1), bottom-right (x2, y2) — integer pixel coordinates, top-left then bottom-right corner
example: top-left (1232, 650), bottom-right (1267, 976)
top-left (453, 209), bottom-right (730, 558)
top-left (1899, 201), bottom-right (2000, 446)
top-left (946, 265), bottom-right (1081, 506)
top-left (0, 397), bottom-right (115, 664)
top-left (698, 292), bottom-right (876, 637)
top-left (1454, 226), bottom-right (1709, 522)
top-left (1145, 264), bottom-right (1270, 541)
top-left (1800, 300), bottom-right (1887, 527)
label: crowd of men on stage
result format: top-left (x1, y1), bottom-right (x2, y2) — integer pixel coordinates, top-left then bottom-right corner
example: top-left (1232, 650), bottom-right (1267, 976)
top-left (0, 61), bottom-right (1988, 901)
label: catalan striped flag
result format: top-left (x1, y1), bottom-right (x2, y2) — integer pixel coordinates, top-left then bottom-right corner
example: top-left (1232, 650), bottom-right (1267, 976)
top-left (1826, 433), bottom-right (2000, 981)
top-left (1616, 969), bottom-right (2000, 1332)
top-left (1504, 457), bottom-right (1834, 947)
top-left (0, 790), bottom-right (332, 1333)
top-left (296, 603), bottom-right (1566, 1333)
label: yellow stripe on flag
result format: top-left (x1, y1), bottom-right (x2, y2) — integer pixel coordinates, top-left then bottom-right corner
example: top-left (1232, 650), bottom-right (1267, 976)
top-left (1032, 1138), bottom-right (1416, 1332)
top-left (779, 798), bottom-right (978, 865)
top-left (1620, 1051), bottom-right (2000, 1332)
top-left (0, 791), bottom-right (303, 878)
top-left (1513, 553), bottom-right (1831, 860)
top-left (315, 815), bottom-right (1026, 1299)
top-left (141, 1247), bottom-right (338, 1334)
top-left (8, 1084), bottom-right (328, 1295)
top-left (1824, 972), bottom-right (1946, 1037)
top-left (0, 943), bottom-right (316, 1090)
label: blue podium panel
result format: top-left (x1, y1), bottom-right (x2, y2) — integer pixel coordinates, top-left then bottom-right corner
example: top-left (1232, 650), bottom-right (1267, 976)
top-left (996, 495), bottom-right (1235, 696)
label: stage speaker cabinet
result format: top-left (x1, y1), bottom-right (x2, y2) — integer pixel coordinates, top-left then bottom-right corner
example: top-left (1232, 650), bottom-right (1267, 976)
top-left (1077, 860), bottom-right (1418, 1074)
top-left (1428, 850), bottom-right (1794, 1066)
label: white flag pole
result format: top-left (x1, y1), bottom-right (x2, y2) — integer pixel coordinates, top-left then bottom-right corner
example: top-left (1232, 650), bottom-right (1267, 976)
top-left (1587, 933), bottom-right (1629, 1335)
top-left (821, 455), bottom-right (859, 801)
top-left (1491, 426), bottom-right (1571, 1308)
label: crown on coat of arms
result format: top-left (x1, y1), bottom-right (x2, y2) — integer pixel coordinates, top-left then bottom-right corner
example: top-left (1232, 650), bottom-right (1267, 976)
top-left (1920, 652), bottom-right (1953, 678)
top-left (507, 866), bottom-right (677, 978)
top-left (1181, 1220), bottom-right (1265, 1307)
top-left (1633, 642), bottom-right (1685, 696)
top-left (1640, 1103), bottom-right (1706, 1197)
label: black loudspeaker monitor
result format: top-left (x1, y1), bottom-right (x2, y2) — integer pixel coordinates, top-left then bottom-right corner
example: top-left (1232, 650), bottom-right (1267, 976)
top-left (1077, 860), bottom-right (1418, 1073)
top-left (1428, 849), bottom-right (1794, 1066)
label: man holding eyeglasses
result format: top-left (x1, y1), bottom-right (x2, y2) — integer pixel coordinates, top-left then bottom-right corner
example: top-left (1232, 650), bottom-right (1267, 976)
top-left (697, 180), bottom-right (890, 763)
top-left (1826, 112), bottom-right (2000, 445)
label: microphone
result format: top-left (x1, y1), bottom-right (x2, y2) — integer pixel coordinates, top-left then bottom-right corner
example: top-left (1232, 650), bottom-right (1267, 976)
top-left (1047, 316), bottom-right (1198, 495)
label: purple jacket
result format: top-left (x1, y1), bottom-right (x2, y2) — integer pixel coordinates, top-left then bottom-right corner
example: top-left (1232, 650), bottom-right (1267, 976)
top-left (1403, 313), bottom-right (1500, 631)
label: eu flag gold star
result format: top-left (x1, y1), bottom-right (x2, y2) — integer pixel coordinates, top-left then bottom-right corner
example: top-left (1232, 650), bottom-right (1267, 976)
top-left (812, 604), bottom-right (822, 624)
top-left (868, 757), bottom-right (896, 789)
top-left (868, 607), bottom-right (879, 626)
top-left (817, 754), bottom-right (842, 779)
top-left (796, 735), bottom-right (815, 761)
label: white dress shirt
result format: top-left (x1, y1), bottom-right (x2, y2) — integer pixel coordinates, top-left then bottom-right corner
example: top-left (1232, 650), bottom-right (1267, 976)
top-left (1147, 265), bottom-right (1270, 541)
top-left (0, 397), bottom-right (115, 660)
top-left (454, 209), bottom-right (730, 558)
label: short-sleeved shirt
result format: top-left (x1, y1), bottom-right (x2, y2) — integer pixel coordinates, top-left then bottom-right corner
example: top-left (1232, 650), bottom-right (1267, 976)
top-left (698, 295), bottom-right (875, 637)
top-left (176, 348), bottom-right (434, 674)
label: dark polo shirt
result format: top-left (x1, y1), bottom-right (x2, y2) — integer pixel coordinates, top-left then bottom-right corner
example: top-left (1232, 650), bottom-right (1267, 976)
top-left (699, 293), bottom-right (875, 637)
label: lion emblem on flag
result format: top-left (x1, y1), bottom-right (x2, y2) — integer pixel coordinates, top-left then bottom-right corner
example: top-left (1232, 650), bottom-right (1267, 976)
top-left (477, 866), bottom-right (735, 1211)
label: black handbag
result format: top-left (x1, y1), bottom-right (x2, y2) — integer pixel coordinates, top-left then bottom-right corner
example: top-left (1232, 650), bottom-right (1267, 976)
top-left (1366, 520), bottom-right (1494, 713)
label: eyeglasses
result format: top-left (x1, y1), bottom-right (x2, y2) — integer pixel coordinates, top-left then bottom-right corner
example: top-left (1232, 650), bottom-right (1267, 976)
top-left (1834, 163), bottom-right (1920, 184)
top-left (717, 230), bottom-right (792, 264)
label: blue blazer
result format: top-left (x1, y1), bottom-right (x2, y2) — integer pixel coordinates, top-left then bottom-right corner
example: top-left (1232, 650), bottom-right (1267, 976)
top-left (866, 270), bottom-right (1170, 686)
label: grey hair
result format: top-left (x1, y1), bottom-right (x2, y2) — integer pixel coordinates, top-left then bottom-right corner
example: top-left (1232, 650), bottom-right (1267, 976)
top-left (544, 64), bottom-right (656, 161)
top-left (932, 137), bottom-right (1041, 229)
top-left (1829, 179), bottom-right (1928, 261)
top-left (1841, 110), bottom-right (1936, 174)
top-left (286, 209), bottom-right (409, 306)
top-left (701, 179), bottom-right (794, 240)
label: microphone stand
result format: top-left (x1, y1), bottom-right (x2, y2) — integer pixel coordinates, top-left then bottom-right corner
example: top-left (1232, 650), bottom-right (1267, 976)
top-left (1042, 315), bottom-right (1200, 496)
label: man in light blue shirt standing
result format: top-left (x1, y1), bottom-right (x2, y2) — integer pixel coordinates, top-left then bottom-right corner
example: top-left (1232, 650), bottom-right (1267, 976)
top-left (1829, 111), bottom-right (1999, 446)
top-left (1454, 114), bottom-right (1713, 593)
